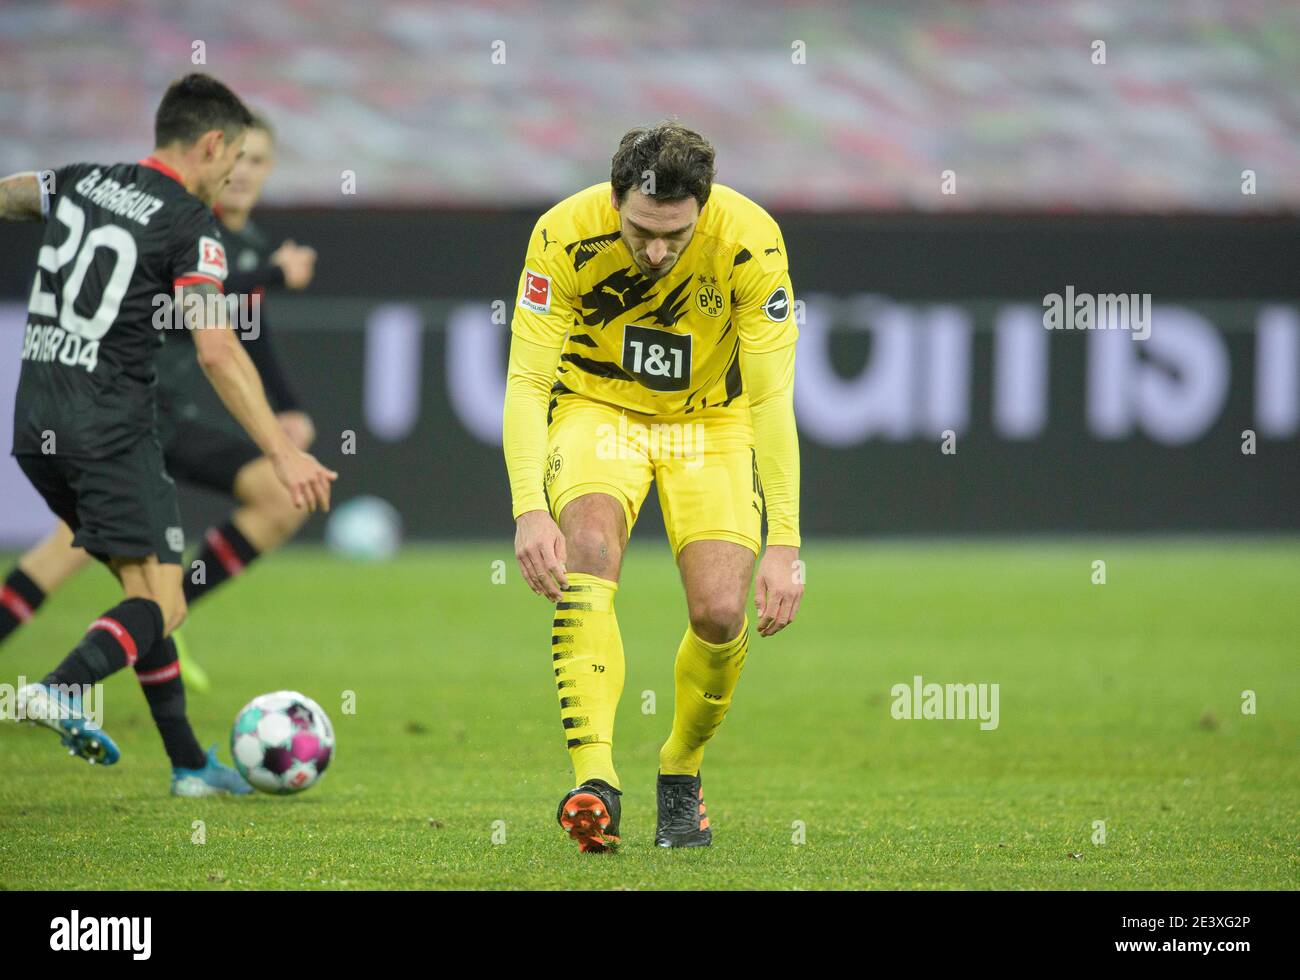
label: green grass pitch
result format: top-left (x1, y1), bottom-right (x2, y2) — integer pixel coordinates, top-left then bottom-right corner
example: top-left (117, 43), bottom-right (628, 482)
top-left (1, 539), bottom-right (1296, 890)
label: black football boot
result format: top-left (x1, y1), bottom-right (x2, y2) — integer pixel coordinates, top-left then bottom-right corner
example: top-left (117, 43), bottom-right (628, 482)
top-left (655, 771), bottom-right (711, 848)
top-left (556, 778), bottom-right (622, 853)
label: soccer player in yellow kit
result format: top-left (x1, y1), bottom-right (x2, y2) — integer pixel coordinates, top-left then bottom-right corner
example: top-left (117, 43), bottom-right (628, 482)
top-left (503, 123), bottom-right (802, 852)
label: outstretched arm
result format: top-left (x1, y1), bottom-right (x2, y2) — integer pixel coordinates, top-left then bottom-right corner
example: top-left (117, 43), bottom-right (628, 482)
top-left (180, 281), bottom-right (337, 511)
top-left (0, 172), bottom-right (44, 221)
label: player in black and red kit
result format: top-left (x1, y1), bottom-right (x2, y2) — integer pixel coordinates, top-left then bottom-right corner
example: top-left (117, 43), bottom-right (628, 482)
top-left (0, 114), bottom-right (319, 693)
top-left (0, 74), bottom-right (336, 795)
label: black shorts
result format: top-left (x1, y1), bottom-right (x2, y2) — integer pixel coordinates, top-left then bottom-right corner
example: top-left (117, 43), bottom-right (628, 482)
top-left (162, 418), bottom-right (262, 494)
top-left (16, 438), bottom-right (184, 565)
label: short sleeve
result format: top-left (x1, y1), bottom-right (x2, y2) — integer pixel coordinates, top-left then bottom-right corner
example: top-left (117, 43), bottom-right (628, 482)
top-left (510, 216), bottom-right (576, 348)
top-left (168, 203), bottom-right (228, 292)
top-left (732, 221), bottom-right (797, 354)
top-left (45, 163), bottom-right (88, 219)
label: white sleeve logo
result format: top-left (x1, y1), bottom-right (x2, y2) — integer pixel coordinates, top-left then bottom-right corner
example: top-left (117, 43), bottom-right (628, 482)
top-left (197, 236), bottom-right (228, 280)
top-left (762, 286), bottom-right (790, 322)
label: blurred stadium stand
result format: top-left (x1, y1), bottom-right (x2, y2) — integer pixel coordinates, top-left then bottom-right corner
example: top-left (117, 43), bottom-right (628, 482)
top-left (1, 0), bottom-right (1297, 211)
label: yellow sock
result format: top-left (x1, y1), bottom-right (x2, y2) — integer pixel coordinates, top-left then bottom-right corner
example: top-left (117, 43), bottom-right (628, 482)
top-left (659, 618), bottom-right (749, 776)
top-left (552, 573), bottom-right (624, 790)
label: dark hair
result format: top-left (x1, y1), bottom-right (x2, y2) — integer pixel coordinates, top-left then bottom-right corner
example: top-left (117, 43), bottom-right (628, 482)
top-left (610, 122), bottom-right (716, 208)
top-left (154, 73), bottom-right (253, 148)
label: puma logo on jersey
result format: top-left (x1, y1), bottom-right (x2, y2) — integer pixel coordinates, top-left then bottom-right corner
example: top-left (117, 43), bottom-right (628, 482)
top-left (765, 245), bottom-right (782, 256)
top-left (601, 284), bottom-right (630, 304)
top-left (541, 228), bottom-right (554, 251)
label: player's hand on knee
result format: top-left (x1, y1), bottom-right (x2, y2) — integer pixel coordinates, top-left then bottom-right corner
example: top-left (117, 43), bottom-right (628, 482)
top-left (514, 510), bottom-right (569, 602)
top-left (755, 544), bottom-right (802, 637)
top-left (273, 448), bottom-right (338, 513)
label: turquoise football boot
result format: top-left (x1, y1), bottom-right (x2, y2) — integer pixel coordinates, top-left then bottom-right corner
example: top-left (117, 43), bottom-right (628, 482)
top-left (171, 745), bottom-right (253, 797)
top-left (13, 682), bottom-right (120, 766)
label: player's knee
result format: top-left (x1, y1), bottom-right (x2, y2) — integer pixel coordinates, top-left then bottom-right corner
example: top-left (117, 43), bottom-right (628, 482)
top-left (262, 492), bottom-right (309, 539)
top-left (236, 457), bottom-right (281, 507)
top-left (240, 457), bottom-right (278, 499)
top-left (241, 462), bottom-right (307, 541)
top-left (565, 523), bottom-right (622, 578)
top-left (162, 594), bottom-right (188, 635)
top-left (688, 593), bottom-right (747, 644)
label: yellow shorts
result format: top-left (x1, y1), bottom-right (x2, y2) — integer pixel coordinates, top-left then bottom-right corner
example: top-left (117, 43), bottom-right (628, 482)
top-left (543, 395), bottom-right (763, 557)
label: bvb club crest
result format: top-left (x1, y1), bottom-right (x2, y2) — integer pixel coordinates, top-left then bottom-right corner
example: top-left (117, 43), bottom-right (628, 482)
top-left (544, 451), bottom-right (563, 486)
top-left (695, 276), bottom-right (724, 318)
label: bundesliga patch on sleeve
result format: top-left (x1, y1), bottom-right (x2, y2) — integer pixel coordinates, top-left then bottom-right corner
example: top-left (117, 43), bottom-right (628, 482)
top-left (197, 236), bottom-right (228, 281)
top-left (520, 269), bottom-right (551, 314)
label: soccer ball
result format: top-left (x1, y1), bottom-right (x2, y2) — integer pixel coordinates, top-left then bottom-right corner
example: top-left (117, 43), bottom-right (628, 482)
top-left (324, 495), bottom-right (402, 561)
top-left (231, 691), bottom-right (334, 795)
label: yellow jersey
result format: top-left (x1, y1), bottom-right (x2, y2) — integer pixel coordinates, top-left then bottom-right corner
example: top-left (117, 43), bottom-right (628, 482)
top-left (510, 182), bottom-right (797, 418)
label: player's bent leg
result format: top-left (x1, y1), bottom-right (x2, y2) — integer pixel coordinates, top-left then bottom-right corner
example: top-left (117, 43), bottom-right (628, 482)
top-left (231, 455), bottom-right (309, 553)
top-left (182, 456), bottom-right (301, 611)
top-left (542, 401), bottom-right (653, 849)
top-left (1, 522), bottom-right (91, 646)
top-left (549, 492), bottom-right (631, 849)
top-left (13, 558), bottom-right (175, 767)
top-left (656, 540), bottom-right (755, 847)
top-left (113, 557), bottom-right (246, 793)
top-left (134, 633), bottom-right (205, 777)
top-left (136, 634), bottom-right (249, 796)
top-left (7, 443), bottom-right (183, 768)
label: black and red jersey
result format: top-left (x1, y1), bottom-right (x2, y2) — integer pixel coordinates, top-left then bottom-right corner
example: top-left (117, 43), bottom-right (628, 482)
top-left (12, 157), bottom-right (227, 459)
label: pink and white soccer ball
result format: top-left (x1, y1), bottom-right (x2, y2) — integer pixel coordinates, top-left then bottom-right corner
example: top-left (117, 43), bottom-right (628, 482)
top-left (231, 691), bottom-right (334, 794)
